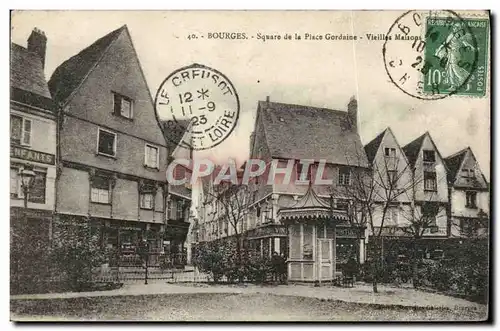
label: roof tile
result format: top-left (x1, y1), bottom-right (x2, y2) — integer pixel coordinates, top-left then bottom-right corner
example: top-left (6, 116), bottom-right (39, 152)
top-left (10, 43), bottom-right (52, 102)
top-left (48, 25), bottom-right (125, 104)
top-left (258, 101), bottom-right (369, 167)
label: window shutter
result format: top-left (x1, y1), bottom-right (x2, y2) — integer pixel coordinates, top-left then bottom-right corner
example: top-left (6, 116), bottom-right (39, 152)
top-left (170, 199), bottom-right (177, 219)
top-left (114, 94), bottom-right (121, 115)
top-left (10, 168), bottom-right (18, 197)
top-left (10, 115), bottom-right (22, 144)
top-left (22, 119), bottom-right (32, 145)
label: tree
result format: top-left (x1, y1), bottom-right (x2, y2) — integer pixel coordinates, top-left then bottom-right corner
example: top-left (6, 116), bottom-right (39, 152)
top-left (399, 169), bottom-right (448, 288)
top-left (203, 181), bottom-right (252, 281)
top-left (331, 143), bottom-right (421, 293)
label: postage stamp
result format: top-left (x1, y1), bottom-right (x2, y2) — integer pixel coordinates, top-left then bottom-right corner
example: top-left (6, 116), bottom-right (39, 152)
top-left (382, 10), bottom-right (489, 100)
top-left (155, 63), bottom-right (240, 151)
top-left (423, 17), bottom-right (489, 97)
top-left (10, 10), bottom-right (490, 322)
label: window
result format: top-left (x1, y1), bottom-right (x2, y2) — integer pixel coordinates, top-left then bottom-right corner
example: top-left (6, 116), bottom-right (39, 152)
top-left (91, 176), bottom-right (110, 204)
top-left (140, 192), bottom-right (154, 209)
top-left (10, 168), bottom-right (18, 198)
top-left (145, 144), bottom-right (159, 169)
top-left (384, 147), bottom-right (396, 158)
top-left (176, 200), bottom-right (185, 220)
top-left (461, 168), bottom-right (474, 179)
top-left (465, 191), bottom-right (477, 209)
top-left (97, 128), bottom-right (116, 157)
top-left (338, 167), bottom-right (351, 186)
top-left (113, 93), bottom-right (133, 119)
top-left (168, 198), bottom-right (185, 220)
top-left (423, 150), bottom-right (436, 163)
top-left (385, 207), bottom-right (399, 227)
top-left (424, 171), bottom-right (437, 191)
top-left (387, 170), bottom-right (398, 186)
top-left (296, 163), bottom-right (303, 180)
top-left (296, 162), bottom-right (311, 181)
top-left (29, 171), bottom-right (47, 203)
top-left (11, 115), bottom-right (32, 146)
top-left (422, 202), bottom-right (438, 227)
top-left (10, 167), bottom-right (46, 203)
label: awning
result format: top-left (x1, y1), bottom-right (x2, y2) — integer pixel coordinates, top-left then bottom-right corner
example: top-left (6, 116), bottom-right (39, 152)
top-left (165, 220), bottom-right (190, 241)
top-left (278, 185), bottom-right (349, 222)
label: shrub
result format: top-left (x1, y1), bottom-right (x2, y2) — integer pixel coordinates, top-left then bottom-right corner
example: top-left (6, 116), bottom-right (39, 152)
top-left (50, 217), bottom-right (106, 291)
top-left (195, 239), bottom-right (274, 284)
top-left (195, 241), bottom-right (227, 282)
top-left (414, 239), bottom-right (489, 303)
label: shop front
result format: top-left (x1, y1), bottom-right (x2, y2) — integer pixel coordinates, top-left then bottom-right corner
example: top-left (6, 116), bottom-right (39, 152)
top-left (165, 219), bottom-right (190, 267)
top-left (246, 223), bottom-right (288, 258)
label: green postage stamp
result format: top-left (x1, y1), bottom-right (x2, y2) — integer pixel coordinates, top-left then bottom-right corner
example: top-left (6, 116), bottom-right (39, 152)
top-left (423, 17), bottom-right (489, 97)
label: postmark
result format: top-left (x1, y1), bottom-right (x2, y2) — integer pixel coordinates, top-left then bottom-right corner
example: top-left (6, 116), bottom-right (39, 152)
top-left (382, 10), bottom-right (488, 100)
top-left (155, 63), bottom-right (240, 151)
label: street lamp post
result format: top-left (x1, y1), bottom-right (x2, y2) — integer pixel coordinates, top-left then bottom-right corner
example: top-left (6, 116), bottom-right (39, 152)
top-left (20, 165), bottom-right (36, 209)
top-left (14, 164), bottom-right (35, 294)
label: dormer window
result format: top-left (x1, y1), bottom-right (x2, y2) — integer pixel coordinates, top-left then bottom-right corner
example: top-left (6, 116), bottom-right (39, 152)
top-left (461, 168), bottom-right (475, 179)
top-left (338, 167), bottom-right (351, 186)
top-left (296, 161), bottom-right (311, 181)
top-left (423, 150), bottom-right (436, 163)
top-left (384, 147), bottom-right (396, 158)
top-left (113, 92), bottom-right (133, 119)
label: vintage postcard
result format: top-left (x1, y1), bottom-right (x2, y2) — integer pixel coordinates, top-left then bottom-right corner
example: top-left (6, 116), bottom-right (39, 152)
top-left (10, 10), bottom-right (490, 322)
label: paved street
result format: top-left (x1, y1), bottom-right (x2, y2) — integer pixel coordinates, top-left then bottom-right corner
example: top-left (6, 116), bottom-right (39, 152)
top-left (11, 292), bottom-right (486, 322)
top-left (11, 282), bottom-right (488, 321)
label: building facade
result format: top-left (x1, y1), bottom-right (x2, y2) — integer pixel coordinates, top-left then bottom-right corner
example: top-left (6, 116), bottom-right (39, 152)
top-left (197, 97), bottom-right (370, 282)
top-left (402, 132), bottom-right (450, 234)
top-left (445, 147), bottom-right (489, 238)
top-left (10, 28), bottom-right (57, 242)
top-left (163, 121), bottom-right (193, 267)
top-left (48, 26), bottom-right (168, 256)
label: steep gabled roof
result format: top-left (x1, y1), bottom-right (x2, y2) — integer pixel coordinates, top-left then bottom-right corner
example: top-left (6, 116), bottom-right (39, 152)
top-left (11, 43), bottom-right (54, 110)
top-left (444, 147), bottom-right (468, 183)
top-left (289, 184), bottom-right (330, 210)
top-left (364, 128), bottom-right (388, 163)
top-left (48, 25), bottom-right (126, 104)
top-left (402, 132), bottom-right (427, 167)
top-left (257, 100), bottom-right (369, 167)
top-left (161, 119), bottom-right (192, 156)
top-left (444, 147), bottom-right (489, 188)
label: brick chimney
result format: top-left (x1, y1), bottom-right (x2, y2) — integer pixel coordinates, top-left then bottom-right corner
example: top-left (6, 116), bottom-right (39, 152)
top-left (27, 28), bottom-right (47, 69)
top-left (347, 96), bottom-right (358, 132)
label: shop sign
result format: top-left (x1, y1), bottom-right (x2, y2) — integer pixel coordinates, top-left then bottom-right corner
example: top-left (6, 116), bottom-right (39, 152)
top-left (249, 225), bottom-right (287, 238)
top-left (422, 227), bottom-right (447, 236)
top-left (335, 227), bottom-right (362, 238)
top-left (11, 145), bottom-right (55, 165)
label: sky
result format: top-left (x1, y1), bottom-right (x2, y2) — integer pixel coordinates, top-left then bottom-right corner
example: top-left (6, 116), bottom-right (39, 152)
top-left (10, 10), bottom-right (491, 179)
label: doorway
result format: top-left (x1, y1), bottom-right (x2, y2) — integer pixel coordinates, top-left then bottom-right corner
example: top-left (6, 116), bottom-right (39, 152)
top-left (317, 238), bottom-right (334, 281)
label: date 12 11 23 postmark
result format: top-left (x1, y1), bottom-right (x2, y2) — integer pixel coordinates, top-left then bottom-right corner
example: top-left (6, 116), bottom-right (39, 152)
top-left (423, 17), bottom-right (489, 97)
